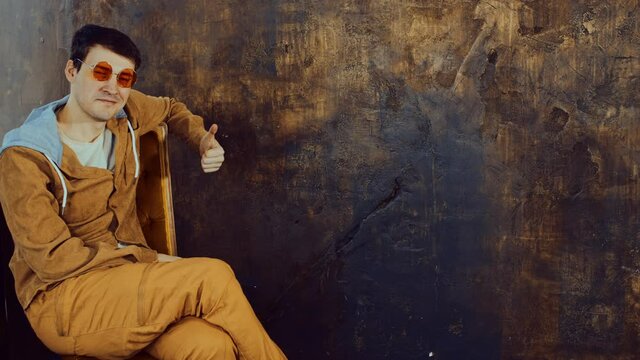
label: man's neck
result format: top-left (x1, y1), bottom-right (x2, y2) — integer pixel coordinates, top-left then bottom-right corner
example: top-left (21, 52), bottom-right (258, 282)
top-left (56, 98), bottom-right (107, 143)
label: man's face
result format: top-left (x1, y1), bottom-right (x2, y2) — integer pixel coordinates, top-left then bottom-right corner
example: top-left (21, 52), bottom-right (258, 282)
top-left (66, 45), bottom-right (135, 122)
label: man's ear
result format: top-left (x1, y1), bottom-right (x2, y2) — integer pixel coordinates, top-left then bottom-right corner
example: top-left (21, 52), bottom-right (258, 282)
top-left (64, 59), bottom-right (77, 83)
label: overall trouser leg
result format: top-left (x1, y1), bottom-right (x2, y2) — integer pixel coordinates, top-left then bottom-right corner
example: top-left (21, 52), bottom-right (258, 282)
top-left (25, 257), bottom-right (286, 360)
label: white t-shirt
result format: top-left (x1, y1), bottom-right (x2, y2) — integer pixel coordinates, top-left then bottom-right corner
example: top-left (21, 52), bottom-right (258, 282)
top-left (58, 127), bottom-right (115, 171)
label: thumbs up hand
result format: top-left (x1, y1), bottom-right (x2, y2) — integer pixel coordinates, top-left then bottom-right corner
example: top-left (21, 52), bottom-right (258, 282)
top-left (199, 124), bottom-right (225, 173)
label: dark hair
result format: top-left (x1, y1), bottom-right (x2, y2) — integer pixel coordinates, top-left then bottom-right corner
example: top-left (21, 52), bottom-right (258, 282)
top-left (70, 24), bottom-right (141, 70)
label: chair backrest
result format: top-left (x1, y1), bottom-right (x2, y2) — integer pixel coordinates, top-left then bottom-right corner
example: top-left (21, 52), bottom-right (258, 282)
top-left (136, 123), bottom-right (178, 256)
top-left (0, 123), bottom-right (175, 359)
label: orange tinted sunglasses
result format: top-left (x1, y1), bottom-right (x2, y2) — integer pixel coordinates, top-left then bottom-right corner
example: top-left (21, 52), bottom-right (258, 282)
top-left (76, 58), bottom-right (137, 88)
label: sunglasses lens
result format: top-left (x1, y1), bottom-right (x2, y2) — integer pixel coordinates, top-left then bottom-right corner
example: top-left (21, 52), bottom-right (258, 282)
top-left (92, 62), bottom-right (112, 81)
top-left (116, 69), bottom-right (137, 88)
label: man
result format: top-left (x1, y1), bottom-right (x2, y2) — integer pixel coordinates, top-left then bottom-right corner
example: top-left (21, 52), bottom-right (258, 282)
top-left (0, 24), bottom-right (286, 360)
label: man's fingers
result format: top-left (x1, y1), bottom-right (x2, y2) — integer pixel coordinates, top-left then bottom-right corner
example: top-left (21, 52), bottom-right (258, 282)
top-left (202, 162), bottom-right (223, 169)
top-left (201, 160), bottom-right (222, 172)
top-left (202, 166), bottom-right (222, 173)
top-left (201, 152), bottom-right (224, 171)
top-left (205, 147), bottom-right (224, 157)
top-left (202, 155), bottom-right (224, 165)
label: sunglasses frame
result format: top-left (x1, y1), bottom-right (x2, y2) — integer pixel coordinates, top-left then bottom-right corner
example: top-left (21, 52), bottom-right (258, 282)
top-left (75, 58), bottom-right (137, 88)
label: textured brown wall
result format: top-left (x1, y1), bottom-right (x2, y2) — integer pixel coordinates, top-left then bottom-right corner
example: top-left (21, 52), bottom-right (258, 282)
top-left (1, 0), bottom-right (640, 359)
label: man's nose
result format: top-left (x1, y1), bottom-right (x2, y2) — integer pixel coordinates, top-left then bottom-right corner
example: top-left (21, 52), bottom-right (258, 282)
top-left (103, 74), bottom-right (119, 94)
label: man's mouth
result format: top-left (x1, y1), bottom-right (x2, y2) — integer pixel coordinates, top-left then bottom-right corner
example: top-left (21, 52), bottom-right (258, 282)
top-left (97, 98), bottom-right (119, 104)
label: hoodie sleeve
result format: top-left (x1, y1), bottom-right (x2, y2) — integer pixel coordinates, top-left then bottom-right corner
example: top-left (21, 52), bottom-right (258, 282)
top-left (127, 90), bottom-right (209, 153)
top-left (0, 147), bottom-right (157, 283)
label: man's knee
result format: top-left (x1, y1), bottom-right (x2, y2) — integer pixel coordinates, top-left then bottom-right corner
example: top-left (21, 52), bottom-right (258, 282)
top-left (172, 326), bottom-right (236, 360)
top-left (148, 317), bottom-right (237, 360)
top-left (188, 327), bottom-right (237, 360)
top-left (185, 257), bottom-right (236, 281)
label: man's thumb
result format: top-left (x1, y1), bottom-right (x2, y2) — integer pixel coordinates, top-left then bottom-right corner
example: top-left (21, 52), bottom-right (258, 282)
top-left (208, 124), bottom-right (218, 137)
top-left (203, 124), bottom-right (220, 151)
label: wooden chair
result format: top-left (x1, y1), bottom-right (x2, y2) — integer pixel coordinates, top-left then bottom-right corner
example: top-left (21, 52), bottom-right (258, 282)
top-left (0, 123), bottom-right (177, 360)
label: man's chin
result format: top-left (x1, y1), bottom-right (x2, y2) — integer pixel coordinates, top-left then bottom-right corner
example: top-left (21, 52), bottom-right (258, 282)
top-left (90, 108), bottom-right (122, 122)
top-left (97, 100), bottom-right (124, 116)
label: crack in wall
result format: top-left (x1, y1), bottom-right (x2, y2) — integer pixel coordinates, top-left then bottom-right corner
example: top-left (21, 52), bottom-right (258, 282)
top-left (335, 177), bottom-right (402, 256)
top-left (268, 177), bottom-right (403, 317)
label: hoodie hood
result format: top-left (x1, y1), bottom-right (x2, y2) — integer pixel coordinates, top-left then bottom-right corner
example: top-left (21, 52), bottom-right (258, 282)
top-left (0, 95), bottom-right (128, 166)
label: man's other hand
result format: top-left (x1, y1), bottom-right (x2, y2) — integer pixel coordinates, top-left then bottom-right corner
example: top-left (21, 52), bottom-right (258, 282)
top-left (157, 253), bottom-right (181, 262)
top-left (199, 124), bottom-right (225, 173)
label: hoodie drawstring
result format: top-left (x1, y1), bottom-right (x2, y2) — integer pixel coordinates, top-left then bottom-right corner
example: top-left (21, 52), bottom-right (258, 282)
top-left (43, 154), bottom-right (68, 215)
top-left (126, 120), bottom-right (140, 179)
